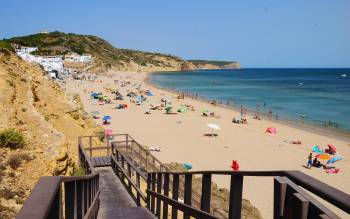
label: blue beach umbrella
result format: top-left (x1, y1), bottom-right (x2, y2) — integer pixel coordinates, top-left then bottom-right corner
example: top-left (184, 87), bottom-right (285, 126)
top-left (312, 145), bottom-right (322, 154)
top-left (183, 163), bottom-right (192, 170)
top-left (327, 156), bottom-right (342, 164)
top-left (102, 115), bottom-right (111, 121)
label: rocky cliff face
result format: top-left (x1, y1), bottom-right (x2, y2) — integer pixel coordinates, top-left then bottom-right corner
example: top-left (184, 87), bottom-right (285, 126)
top-left (0, 49), bottom-right (103, 218)
top-left (187, 60), bottom-right (241, 70)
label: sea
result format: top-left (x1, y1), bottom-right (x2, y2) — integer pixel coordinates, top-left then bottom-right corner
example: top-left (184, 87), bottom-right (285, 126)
top-left (150, 68), bottom-right (350, 133)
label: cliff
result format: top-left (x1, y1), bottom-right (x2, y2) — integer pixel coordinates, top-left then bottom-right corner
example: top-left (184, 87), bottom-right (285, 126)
top-left (0, 49), bottom-right (104, 218)
top-left (187, 59), bottom-right (240, 69)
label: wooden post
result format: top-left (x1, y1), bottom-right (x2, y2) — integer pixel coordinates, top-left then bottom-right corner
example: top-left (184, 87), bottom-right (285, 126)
top-left (172, 174), bottom-right (179, 219)
top-left (127, 163), bottom-right (132, 192)
top-left (163, 173), bottom-right (170, 219)
top-left (228, 174), bottom-right (243, 219)
top-left (136, 172), bottom-right (141, 206)
top-left (274, 177), bottom-right (287, 219)
top-left (184, 174), bottom-right (193, 219)
top-left (151, 173), bottom-right (156, 214)
top-left (147, 173), bottom-right (152, 208)
top-left (201, 173), bottom-right (212, 213)
top-left (292, 193), bottom-right (309, 219)
top-left (156, 173), bottom-right (162, 217)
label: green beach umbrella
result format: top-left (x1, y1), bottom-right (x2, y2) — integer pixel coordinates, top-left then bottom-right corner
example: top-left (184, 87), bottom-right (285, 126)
top-left (165, 106), bottom-right (173, 113)
top-left (202, 109), bottom-right (209, 113)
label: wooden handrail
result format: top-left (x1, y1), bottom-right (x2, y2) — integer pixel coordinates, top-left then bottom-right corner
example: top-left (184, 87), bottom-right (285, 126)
top-left (16, 177), bottom-right (61, 219)
top-left (111, 156), bottom-right (147, 203)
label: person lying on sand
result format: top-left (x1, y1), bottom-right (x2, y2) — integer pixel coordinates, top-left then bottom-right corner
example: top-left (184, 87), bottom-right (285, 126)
top-left (253, 114), bottom-right (261, 120)
top-left (209, 112), bottom-right (221, 118)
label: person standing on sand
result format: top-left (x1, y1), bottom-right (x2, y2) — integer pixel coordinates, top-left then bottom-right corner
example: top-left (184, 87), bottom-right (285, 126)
top-left (307, 153), bottom-right (313, 169)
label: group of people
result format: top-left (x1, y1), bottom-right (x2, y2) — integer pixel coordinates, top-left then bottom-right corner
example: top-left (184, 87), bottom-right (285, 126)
top-left (306, 144), bottom-right (339, 172)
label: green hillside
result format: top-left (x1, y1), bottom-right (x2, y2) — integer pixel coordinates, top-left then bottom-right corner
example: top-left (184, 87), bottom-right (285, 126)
top-left (188, 59), bottom-right (238, 67)
top-left (5, 31), bottom-right (185, 69)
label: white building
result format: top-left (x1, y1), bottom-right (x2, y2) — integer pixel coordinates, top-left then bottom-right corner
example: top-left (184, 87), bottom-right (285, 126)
top-left (64, 53), bottom-right (93, 64)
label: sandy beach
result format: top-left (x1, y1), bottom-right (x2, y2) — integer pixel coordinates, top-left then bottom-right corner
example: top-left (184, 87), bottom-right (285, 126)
top-left (64, 71), bottom-right (350, 218)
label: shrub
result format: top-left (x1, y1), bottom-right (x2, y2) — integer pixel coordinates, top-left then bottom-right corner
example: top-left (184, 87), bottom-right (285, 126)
top-left (73, 167), bottom-right (85, 176)
top-left (7, 154), bottom-right (22, 169)
top-left (0, 129), bottom-right (25, 149)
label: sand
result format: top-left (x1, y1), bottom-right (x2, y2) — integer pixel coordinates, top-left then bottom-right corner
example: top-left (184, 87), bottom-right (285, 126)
top-left (64, 71), bottom-right (350, 218)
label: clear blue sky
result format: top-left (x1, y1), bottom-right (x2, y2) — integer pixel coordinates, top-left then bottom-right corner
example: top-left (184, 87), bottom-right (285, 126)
top-left (1, 0), bottom-right (349, 67)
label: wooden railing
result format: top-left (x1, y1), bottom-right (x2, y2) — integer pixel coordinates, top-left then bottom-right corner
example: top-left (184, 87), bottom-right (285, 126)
top-left (110, 134), bottom-right (222, 215)
top-left (17, 134), bottom-right (350, 219)
top-left (146, 170), bottom-right (350, 219)
top-left (16, 137), bottom-right (100, 219)
top-left (111, 149), bottom-right (148, 206)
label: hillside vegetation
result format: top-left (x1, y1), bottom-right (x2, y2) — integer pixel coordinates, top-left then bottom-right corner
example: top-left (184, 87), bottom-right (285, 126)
top-left (5, 32), bottom-right (186, 72)
top-left (188, 59), bottom-right (240, 69)
top-left (4, 31), bottom-right (240, 72)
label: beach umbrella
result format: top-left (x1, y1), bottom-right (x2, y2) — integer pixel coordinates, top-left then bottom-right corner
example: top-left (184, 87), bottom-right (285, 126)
top-left (202, 109), bottom-right (209, 113)
top-left (165, 106), bottom-right (173, 113)
top-left (316, 153), bottom-right (331, 160)
top-left (183, 163), bottom-right (192, 170)
top-left (327, 144), bottom-right (336, 152)
top-left (102, 115), bottom-right (111, 121)
top-left (178, 106), bottom-right (188, 113)
top-left (104, 129), bottom-right (113, 136)
top-left (312, 145), bottom-right (323, 154)
top-left (265, 127), bottom-right (277, 134)
top-left (327, 155), bottom-right (342, 164)
top-left (207, 123), bottom-right (221, 130)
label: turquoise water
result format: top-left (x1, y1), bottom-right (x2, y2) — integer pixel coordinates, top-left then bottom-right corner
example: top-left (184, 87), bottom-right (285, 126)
top-left (150, 69), bottom-right (350, 132)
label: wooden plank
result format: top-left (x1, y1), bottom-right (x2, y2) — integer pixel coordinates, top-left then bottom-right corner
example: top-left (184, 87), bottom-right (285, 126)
top-left (163, 173), bottom-right (170, 219)
top-left (156, 173), bottom-right (163, 217)
top-left (64, 181), bottom-right (76, 219)
top-left (201, 173), bottom-right (212, 213)
top-left (184, 174), bottom-right (193, 219)
top-left (148, 190), bottom-right (217, 219)
top-left (292, 193), bottom-right (309, 219)
top-left (16, 177), bottom-right (61, 219)
top-left (274, 176), bottom-right (287, 219)
top-left (228, 174), bottom-right (243, 219)
top-left (151, 173), bottom-right (156, 214)
top-left (172, 174), bottom-right (179, 219)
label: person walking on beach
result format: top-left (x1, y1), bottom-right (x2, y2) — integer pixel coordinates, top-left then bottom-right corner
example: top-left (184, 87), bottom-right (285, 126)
top-left (307, 153), bottom-right (313, 169)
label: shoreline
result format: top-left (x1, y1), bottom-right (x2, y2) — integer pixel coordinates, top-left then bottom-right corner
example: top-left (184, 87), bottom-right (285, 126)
top-left (145, 71), bottom-right (350, 142)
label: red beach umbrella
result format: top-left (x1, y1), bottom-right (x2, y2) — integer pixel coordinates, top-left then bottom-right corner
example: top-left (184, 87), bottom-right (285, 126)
top-left (327, 144), bottom-right (336, 152)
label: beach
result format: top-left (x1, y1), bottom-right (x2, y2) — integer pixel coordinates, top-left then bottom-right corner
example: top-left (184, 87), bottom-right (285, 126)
top-left (64, 71), bottom-right (350, 218)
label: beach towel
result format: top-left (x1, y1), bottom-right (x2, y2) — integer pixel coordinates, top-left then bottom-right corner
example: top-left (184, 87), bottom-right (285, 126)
top-left (325, 168), bottom-right (340, 174)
